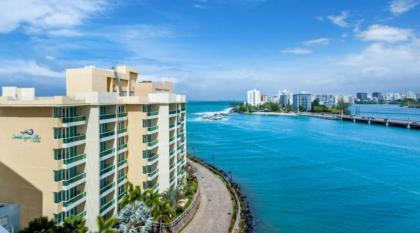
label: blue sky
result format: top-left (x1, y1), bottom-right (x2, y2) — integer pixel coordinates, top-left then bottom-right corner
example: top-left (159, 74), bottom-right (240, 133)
top-left (0, 0), bottom-right (419, 100)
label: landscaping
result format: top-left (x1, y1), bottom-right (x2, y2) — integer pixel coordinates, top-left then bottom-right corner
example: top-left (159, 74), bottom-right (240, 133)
top-left (20, 169), bottom-right (199, 233)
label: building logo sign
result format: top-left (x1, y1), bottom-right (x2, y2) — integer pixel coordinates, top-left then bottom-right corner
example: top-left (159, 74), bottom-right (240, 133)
top-left (12, 129), bottom-right (41, 143)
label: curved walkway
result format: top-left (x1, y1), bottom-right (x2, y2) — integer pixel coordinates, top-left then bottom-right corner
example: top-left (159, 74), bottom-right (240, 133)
top-left (182, 159), bottom-right (233, 233)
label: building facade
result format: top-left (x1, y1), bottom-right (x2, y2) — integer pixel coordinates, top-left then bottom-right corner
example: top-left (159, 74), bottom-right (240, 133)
top-left (279, 90), bottom-right (291, 107)
top-left (247, 89), bottom-right (261, 106)
top-left (292, 92), bottom-right (312, 112)
top-left (0, 66), bottom-right (187, 231)
top-left (356, 92), bottom-right (368, 102)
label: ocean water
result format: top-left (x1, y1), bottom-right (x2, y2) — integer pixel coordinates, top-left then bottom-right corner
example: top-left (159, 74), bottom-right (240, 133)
top-left (350, 104), bottom-right (420, 122)
top-left (187, 101), bottom-right (420, 233)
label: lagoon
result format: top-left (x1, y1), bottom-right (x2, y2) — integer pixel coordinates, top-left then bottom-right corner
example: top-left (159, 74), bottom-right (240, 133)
top-left (187, 101), bottom-right (420, 233)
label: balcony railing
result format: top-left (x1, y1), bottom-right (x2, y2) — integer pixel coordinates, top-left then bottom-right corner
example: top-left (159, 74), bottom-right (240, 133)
top-left (169, 150), bottom-right (175, 158)
top-left (145, 153), bottom-right (159, 163)
top-left (63, 192), bottom-right (86, 207)
top-left (118, 159), bottom-right (127, 167)
top-left (61, 116), bottom-right (86, 124)
top-left (63, 173), bottom-right (86, 186)
top-left (147, 111), bottom-right (158, 117)
top-left (169, 136), bottom-right (175, 143)
top-left (147, 168), bottom-right (159, 178)
top-left (118, 191), bottom-right (127, 200)
top-left (100, 148), bottom-right (115, 157)
top-left (100, 131), bottom-right (115, 138)
top-left (147, 140), bottom-right (158, 147)
top-left (169, 110), bottom-right (177, 116)
top-left (100, 113), bottom-right (116, 120)
top-left (169, 124), bottom-right (175, 130)
top-left (170, 163), bottom-right (175, 171)
top-left (117, 112), bottom-right (127, 118)
top-left (117, 128), bottom-right (127, 134)
top-left (147, 126), bottom-right (158, 132)
top-left (100, 199), bottom-right (115, 213)
top-left (63, 154), bottom-right (86, 165)
top-left (118, 175), bottom-right (127, 184)
top-left (100, 182), bottom-right (115, 194)
top-left (118, 144), bottom-right (128, 151)
top-left (62, 135), bottom-right (86, 144)
top-left (100, 165), bottom-right (115, 175)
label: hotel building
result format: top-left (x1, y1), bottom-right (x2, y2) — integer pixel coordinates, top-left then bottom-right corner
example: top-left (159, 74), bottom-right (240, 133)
top-left (0, 66), bottom-right (187, 231)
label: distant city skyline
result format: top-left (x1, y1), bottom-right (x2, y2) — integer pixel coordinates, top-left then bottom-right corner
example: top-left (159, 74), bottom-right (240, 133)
top-left (0, 0), bottom-right (420, 100)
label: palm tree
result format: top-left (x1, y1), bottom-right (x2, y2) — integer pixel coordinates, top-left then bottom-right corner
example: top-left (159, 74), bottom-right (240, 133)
top-left (19, 216), bottom-right (56, 233)
top-left (59, 215), bottom-right (88, 233)
top-left (120, 182), bottom-right (142, 208)
top-left (142, 189), bottom-right (160, 208)
top-left (96, 216), bottom-right (118, 233)
top-left (151, 200), bottom-right (176, 233)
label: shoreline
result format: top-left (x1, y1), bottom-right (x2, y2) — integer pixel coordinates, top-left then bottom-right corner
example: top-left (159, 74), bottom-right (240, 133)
top-left (188, 155), bottom-right (254, 233)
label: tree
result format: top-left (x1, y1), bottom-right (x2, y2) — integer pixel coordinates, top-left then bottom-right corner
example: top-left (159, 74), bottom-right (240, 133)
top-left (96, 216), bottom-right (118, 233)
top-left (120, 182), bottom-right (142, 208)
top-left (118, 200), bottom-right (153, 233)
top-left (58, 215), bottom-right (88, 233)
top-left (142, 189), bottom-right (160, 208)
top-left (20, 217), bottom-right (56, 233)
top-left (151, 200), bottom-right (176, 233)
top-left (337, 99), bottom-right (350, 115)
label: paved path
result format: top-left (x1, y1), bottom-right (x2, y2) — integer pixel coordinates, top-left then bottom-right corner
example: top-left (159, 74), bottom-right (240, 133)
top-left (182, 160), bottom-right (233, 233)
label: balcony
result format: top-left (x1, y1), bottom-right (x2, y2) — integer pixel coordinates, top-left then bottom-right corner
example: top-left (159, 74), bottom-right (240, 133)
top-left (117, 128), bottom-right (127, 134)
top-left (100, 113), bottom-right (116, 120)
top-left (62, 134), bottom-right (86, 144)
top-left (169, 163), bottom-right (175, 172)
top-left (169, 124), bottom-right (176, 131)
top-left (100, 199), bottom-right (115, 214)
top-left (147, 140), bottom-right (158, 149)
top-left (146, 111), bottom-right (158, 119)
top-left (63, 173), bottom-right (86, 186)
top-left (118, 190), bottom-right (127, 200)
top-left (117, 112), bottom-right (127, 118)
top-left (100, 131), bottom-right (115, 139)
top-left (169, 110), bottom-right (177, 117)
top-left (63, 154), bottom-right (86, 165)
top-left (118, 144), bottom-right (128, 152)
top-left (146, 125), bottom-right (159, 134)
top-left (145, 153), bottom-right (159, 165)
top-left (147, 168), bottom-right (159, 179)
top-left (169, 150), bottom-right (175, 158)
top-left (100, 182), bottom-right (115, 194)
top-left (170, 176), bottom-right (175, 184)
top-left (117, 159), bottom-right (127, 168)
top-left (100, 148), bottom-right (115, 157)
top-left (61, 116), bottom-right (86, 124)
top-left (100, 165), bottom-right (115, 175)
top-left (169, 136), bottom-right (175, 144)
top-left (63, 192), bottom-right (86, 208)
top-left (118, 175), bottom-right (127, 184)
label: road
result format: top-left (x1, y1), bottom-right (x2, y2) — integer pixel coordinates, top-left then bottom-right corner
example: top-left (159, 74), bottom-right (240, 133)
top-left (182, 160), bottom-right (233, 233)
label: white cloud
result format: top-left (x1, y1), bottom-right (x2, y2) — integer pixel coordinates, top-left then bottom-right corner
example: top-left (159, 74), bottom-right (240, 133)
top-left (302, 38), bottom-right (331, 46)
top-left (389, 0), bottom-right (420, 15)
top-left (0, 0), bottom-right (108, 34)
top-left (327, 11), bottom-right (350, 27)
top-left (281, 47), bottom-right (312, 55)
top-left (357, 24), bottom-right (413, 43)
top-left (0, 60), bottom-right (63, 78)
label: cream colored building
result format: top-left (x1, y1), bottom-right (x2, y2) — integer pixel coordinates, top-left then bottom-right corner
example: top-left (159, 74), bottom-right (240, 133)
top-left (0, 66), bottom-right (187, 231)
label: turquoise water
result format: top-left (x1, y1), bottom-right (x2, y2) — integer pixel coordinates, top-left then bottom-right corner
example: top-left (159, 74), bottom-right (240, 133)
top-left (350, 104), bottom-right (420, 122)
top-left (187, 102), bottom-right (420, 233)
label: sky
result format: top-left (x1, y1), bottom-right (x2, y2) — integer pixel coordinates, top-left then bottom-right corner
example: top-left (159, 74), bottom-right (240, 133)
top-left (0, 0), bottom-right (419, 100)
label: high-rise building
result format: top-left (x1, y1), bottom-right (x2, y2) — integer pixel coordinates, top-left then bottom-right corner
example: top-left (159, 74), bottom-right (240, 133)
top-left (292, 92), bottom-right (312, 112)
top-left (0, 65), bottom-right (187, 231)
top-left (247, 89), bottom-right (261, 106)
top-left (372, 92), bottom-right (383, 102)
top-left (406, 91), bottom-right (416, 100)
top-left (279, 90), bottom-right (291, 107)
top-left (315, 94), bottom-right (335, 106)
top-left (416, 93), bottom-right (420, 100)
top-left (356, 92), bottom-right (368, 102)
